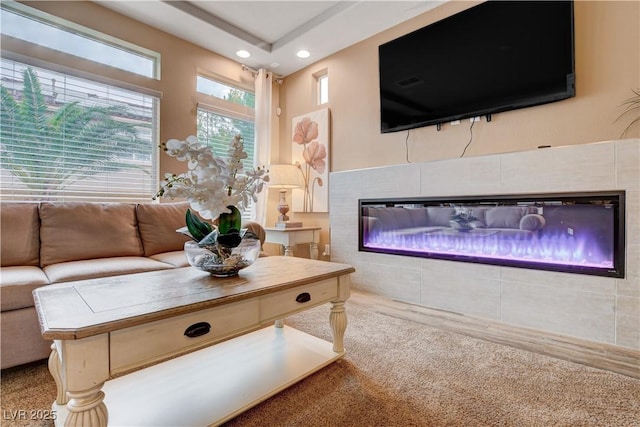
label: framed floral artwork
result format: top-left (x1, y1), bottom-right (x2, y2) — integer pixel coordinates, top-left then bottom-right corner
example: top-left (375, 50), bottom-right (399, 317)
top-left (291, 108), bottom-right (330, 213)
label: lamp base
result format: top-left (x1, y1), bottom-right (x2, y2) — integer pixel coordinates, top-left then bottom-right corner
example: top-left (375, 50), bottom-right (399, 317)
top-left (277, 189), bottom-right (290, 222)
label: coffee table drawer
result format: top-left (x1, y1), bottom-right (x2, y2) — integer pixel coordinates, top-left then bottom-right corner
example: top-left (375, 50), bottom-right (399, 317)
top-left (110, 299), bottom-right (259, 375)
top-left (259, 278), bottom-right (338, 321)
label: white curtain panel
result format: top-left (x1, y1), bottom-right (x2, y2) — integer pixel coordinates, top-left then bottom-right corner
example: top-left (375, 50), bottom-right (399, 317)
top-left (253, 68), bottom-right (273, 225)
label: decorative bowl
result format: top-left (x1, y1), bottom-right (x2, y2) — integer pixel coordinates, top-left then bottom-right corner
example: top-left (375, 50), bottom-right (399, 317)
top-left (184, 238), bottom-right (261, 277)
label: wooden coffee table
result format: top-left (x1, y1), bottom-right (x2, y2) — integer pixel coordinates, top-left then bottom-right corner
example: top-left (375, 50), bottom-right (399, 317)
top-left (33, 256), bottom-right (354, 427)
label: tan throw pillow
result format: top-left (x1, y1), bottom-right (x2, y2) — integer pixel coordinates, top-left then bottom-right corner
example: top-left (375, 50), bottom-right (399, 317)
top-left (136, 202), bottom-right (191, 256)
top-left (39, 202), bottom-right (144, 267)
top-left (0, 203), bottom-right (40, 267)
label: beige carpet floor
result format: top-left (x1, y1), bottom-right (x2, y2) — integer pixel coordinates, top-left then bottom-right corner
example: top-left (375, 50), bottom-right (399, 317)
top-left (2, 303), bottom-right (639, 427)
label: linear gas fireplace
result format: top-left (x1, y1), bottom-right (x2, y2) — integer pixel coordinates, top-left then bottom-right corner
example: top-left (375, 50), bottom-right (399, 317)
top-left (359, 191), bottom-right (625, 278)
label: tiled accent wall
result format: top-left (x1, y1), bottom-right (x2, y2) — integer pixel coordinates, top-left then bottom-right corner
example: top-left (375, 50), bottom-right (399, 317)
top-left (330, 139), bottom-right (639, 349)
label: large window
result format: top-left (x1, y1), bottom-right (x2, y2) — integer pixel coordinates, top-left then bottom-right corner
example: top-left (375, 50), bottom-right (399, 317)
top-left (0, 59), bottom-right (159, 202)
top-left (197, 75), bottom-right (257, 219)
top-left (0, 3), bottom-right (160, 203)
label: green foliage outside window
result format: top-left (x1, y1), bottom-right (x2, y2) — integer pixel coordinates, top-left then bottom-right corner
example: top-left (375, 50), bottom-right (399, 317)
top-left (197, 88), bottom-right (256, 170)
top-left (0, 67), bottom-right (145, 197)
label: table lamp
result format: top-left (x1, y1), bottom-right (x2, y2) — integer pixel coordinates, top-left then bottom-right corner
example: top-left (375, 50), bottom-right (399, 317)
top-left (268, 164), bottom-right (304, 227)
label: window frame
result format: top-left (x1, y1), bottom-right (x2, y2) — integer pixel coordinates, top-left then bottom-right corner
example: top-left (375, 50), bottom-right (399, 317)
top-left (0, 3), bottom-right (162, 203)
top-left (196, 74), bottom-right (258, 221)
top-left (0, 0), bottom-right (161, 79)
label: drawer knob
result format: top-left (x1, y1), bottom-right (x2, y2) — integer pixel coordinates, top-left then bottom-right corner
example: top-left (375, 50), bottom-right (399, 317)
top-left (296, 292), bottom-right (311, 303)
top-left (184, 322), bottom-right (211, 338)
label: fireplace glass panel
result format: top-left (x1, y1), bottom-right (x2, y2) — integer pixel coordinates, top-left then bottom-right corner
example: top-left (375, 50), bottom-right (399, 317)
top-left (359, 192), bottom-right (624, 278)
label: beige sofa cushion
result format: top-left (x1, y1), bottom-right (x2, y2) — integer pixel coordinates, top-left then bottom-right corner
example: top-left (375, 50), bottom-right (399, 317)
top-left (150, 251), bottom-right (190, 267)
top-left (39, 202), bottom-right (144, 267)
top-left (0, 266), bottom-right (50, 311)
top-left (136, 202), bottom-right (191, 256)
top-left (43, 256), bottom-right (174, 284)
top-left (1, 203), bottom-right (40, 267)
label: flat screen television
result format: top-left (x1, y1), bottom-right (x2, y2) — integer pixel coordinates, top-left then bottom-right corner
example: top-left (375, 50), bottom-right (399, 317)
top-left (379, 1), bottom-right (575, 133)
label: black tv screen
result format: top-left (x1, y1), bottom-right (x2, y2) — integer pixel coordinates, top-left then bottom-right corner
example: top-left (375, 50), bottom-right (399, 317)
top-left (379, 1), bottom-right (575, 133)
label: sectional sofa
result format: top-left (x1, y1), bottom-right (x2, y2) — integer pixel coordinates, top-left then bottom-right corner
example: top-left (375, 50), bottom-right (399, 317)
top-left (0, 201), bottom-right (266, 369)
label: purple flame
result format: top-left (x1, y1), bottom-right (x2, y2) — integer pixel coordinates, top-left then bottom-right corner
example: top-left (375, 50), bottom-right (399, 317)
top-left (363, 229), bottom-right (613, 269)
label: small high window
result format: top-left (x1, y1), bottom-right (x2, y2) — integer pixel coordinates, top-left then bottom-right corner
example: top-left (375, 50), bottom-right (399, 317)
top-left (314, 70), bottom-right (329, 105)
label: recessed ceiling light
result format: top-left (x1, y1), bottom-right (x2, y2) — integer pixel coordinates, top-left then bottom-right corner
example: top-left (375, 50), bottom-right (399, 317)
top-left (296, 50), bottom-right (310, 59)
top-left (236, 50), bottom-right (251, 58)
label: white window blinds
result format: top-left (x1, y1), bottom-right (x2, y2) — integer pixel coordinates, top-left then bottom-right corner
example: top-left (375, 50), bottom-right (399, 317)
top-left (196, 75), bottom-right (257, 221)
top-left (197, 109), bottom-right (256, 170)
top-left (0, 59), bottom-right (159, 202)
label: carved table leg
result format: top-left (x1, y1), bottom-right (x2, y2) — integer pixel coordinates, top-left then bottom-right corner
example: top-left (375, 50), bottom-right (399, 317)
top-left (56, 334), bottom-right (110, 427)
top-left (65, 383), bottom-right (108, 427)
top-left (48, 343), bottom-right (68, 405)
top-left (330, 300), bottom-right (347, 353)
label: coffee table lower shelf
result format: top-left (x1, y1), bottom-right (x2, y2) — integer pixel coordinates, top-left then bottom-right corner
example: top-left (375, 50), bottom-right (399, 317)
top-left (53, 325), bottom-right (343, 427)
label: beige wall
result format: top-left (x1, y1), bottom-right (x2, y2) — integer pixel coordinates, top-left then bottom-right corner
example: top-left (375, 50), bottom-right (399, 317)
top-left (277, 1), bottom-right (639, 255)
top-left (280, 0), bottom-right (640, 171)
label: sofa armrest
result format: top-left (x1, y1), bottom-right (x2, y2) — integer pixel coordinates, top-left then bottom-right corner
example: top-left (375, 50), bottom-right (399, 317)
top-left (519, 214), bottom-right (546, 231)
top-left (243, 222), bottom-right (266, 246)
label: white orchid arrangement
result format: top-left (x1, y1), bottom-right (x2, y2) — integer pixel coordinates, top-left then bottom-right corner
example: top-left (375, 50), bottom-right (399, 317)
top-left (155, 134), bottom-right (269, 221)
